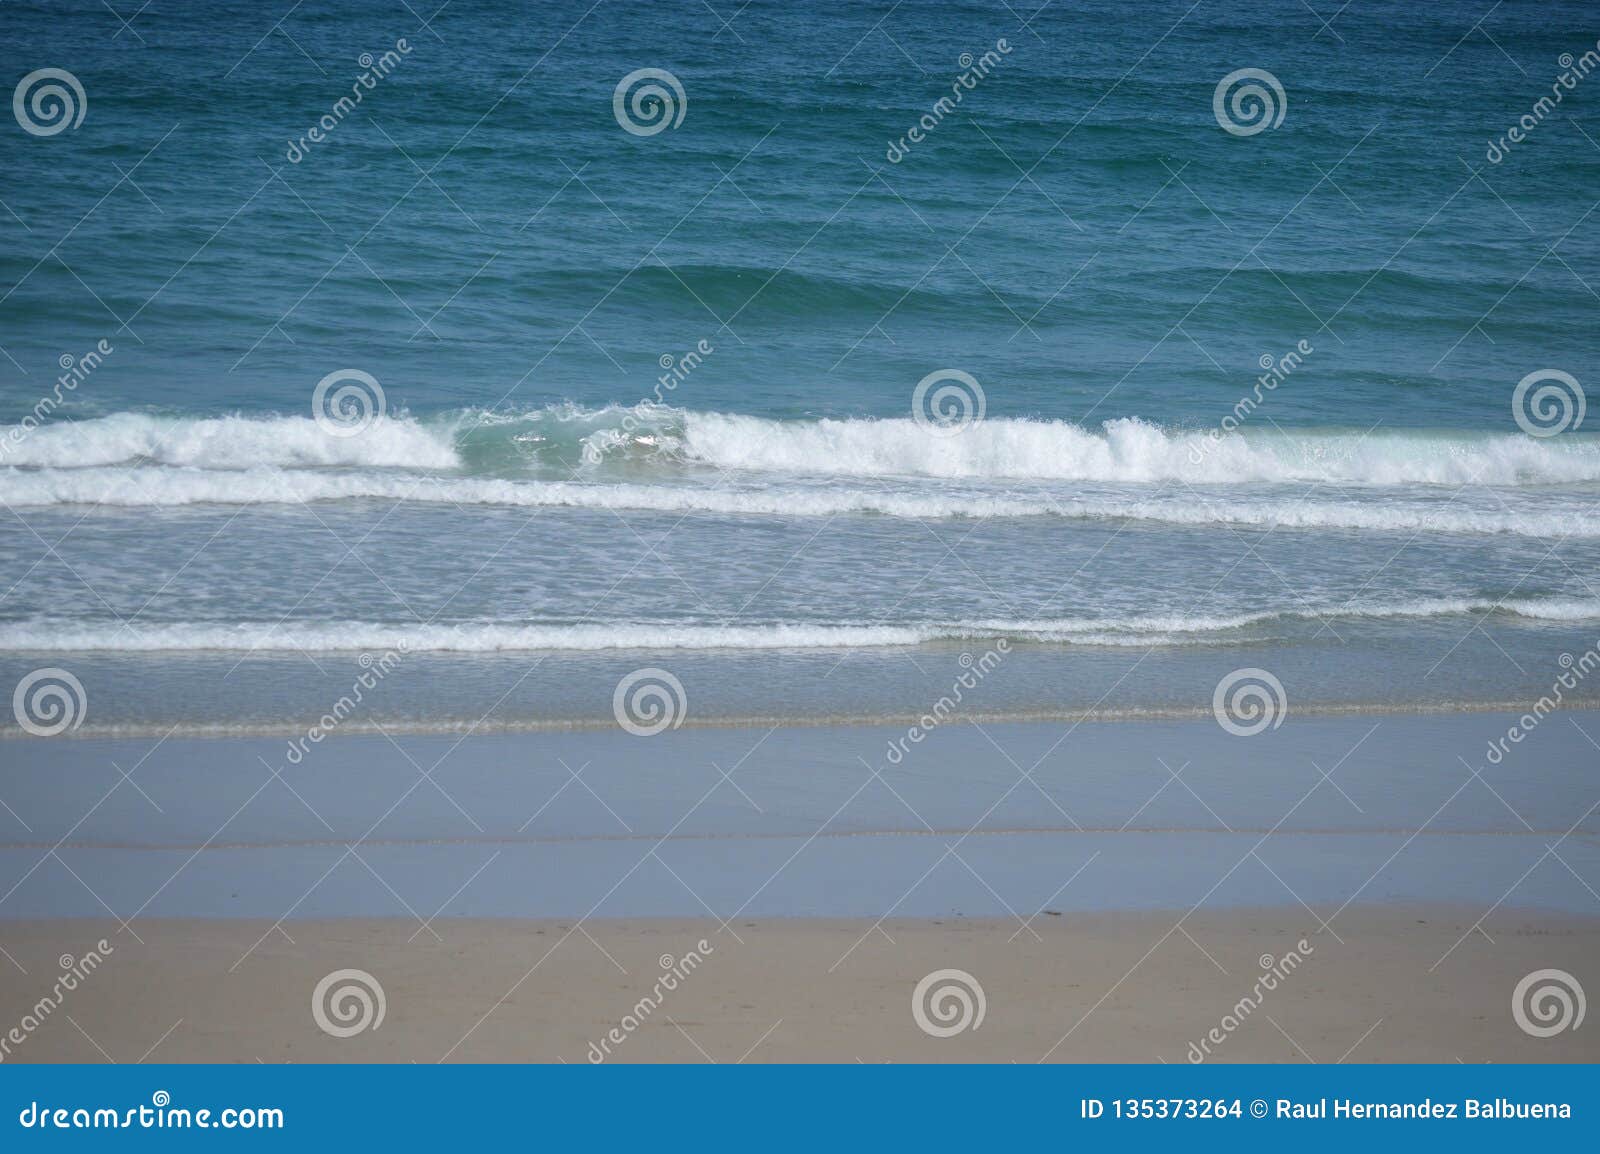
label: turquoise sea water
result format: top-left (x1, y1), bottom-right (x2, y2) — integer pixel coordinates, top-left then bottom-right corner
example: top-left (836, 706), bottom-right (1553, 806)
top-left (2, 0), bottom-right (1599, 729)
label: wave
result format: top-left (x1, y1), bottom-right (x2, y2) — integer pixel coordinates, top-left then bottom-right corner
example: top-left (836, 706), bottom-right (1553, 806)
top-left (0, 411), bottom-right (459, 469)
top-left (0, 466), bottom-right (1593, 536)
top-left (4, 408), bottom-right (1600, 486)
top-left (675, 413), bottom-right (1600, 485)
top-left (2, 598), bottom-right (1594, 652)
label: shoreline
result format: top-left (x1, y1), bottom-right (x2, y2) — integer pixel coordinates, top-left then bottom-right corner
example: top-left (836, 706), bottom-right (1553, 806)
top-left (4, 710), bottom-right (1595, 1061)
top-left (2, 907), bottom-right (1595, 1063)
top-left (4, 696), bottom-right (1599, 741)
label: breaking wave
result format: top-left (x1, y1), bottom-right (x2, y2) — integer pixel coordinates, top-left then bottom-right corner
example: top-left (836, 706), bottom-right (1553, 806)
top-left (3, 408), bottom-right (1595, 538)
top-left (674, 412), bottom-right (1600, 485)
top-left (4, 407), bottom-right (1600, 485)
top-left (0, 411), bottom-right (458, 469)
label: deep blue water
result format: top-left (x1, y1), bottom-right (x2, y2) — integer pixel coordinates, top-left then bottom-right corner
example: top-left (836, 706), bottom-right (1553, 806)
top-left (2, 0), bottom-right (1599, 727)
top-left (1, 0), bottom-right (1596, 422)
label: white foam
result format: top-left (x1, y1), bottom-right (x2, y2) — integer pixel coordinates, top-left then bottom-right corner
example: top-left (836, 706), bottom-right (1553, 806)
top-left (2, 599), bottom-right (1593, 652)
top-left (7, 409), bottom-right (1600, 486)
top-left (0, 466), bottom-right (1593, 537)
top-left (679, 412), bottom-right (1600, 485)
top-left (0, 412), bottom-right (458, 469)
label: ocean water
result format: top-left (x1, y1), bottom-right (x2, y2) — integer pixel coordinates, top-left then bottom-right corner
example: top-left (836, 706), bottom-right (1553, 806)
top-left (7, 715), bottom-right (1600, 917)
top-left (2, 0), bottom-right (1599, 731)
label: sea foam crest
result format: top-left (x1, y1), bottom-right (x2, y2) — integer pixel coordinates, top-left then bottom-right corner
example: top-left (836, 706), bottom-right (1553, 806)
top-left (0, 412), bottom-right (458, 469)
top-left (6, 409), bottom-right (1600, 486)
top-left (676, 413), bottom-right (1600, 485)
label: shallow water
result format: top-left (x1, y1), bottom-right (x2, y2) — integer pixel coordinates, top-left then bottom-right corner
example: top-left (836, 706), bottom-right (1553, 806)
top-left (3, 714), bottom-right (1596, 918)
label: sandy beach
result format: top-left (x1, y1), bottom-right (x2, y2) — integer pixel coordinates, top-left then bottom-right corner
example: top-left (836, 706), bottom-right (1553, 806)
top-left (4, 713), bottom-right (1597, 1063)
top-left (2, 908), bottom-right (1596, 1064)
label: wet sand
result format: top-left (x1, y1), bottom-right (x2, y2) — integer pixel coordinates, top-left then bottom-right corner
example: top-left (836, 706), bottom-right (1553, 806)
top-left (3, 712), bottom-right (1596, 1063)
top-left (2, 908), bottom-right (1595, 1063)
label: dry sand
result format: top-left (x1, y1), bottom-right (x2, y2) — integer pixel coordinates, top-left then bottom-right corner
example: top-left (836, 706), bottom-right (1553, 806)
top-left (2, 906), bottom-right (1595, 1063)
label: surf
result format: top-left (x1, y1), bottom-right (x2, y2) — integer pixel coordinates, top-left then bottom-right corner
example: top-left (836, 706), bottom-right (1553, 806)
top-left (5, 407), bottom-right (1600, 487)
